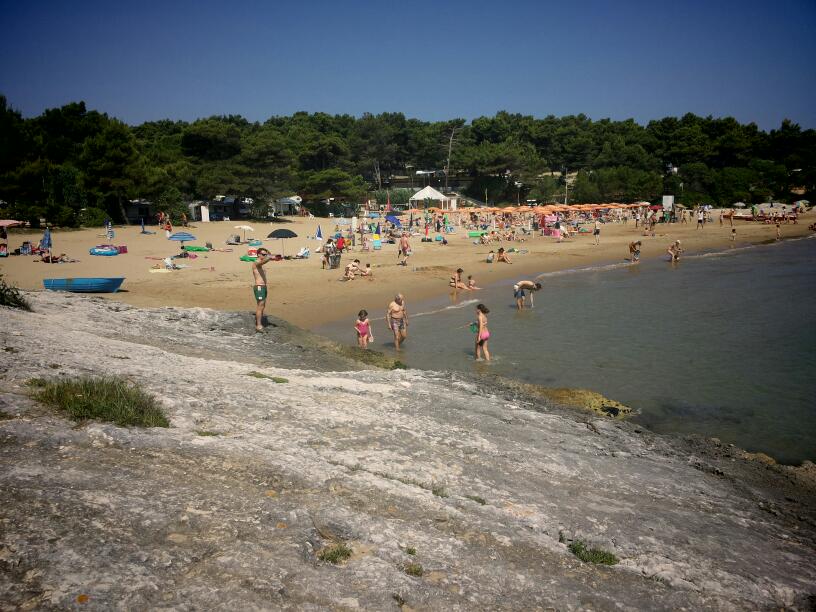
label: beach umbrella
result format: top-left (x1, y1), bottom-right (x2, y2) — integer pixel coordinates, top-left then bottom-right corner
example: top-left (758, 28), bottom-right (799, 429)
top-left (386, 214), bottom-right (401, 227)
top-left (0, 219), bottom-right (22, 228)
top-left (41, 227), bottom-right (52, 252)
top-left (733, 202), bottom-right (747, 208)
top-left (267, 228), bottom-right (297, 256)
top-left (234, 224), bottom-right (254, 241)
top-left (316, 225), bottom-right (323, 240)
top-left (169, 231), bottom-right (196, 246)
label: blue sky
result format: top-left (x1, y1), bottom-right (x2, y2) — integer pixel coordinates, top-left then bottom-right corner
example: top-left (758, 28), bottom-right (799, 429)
top-left (1, 0), bottom-right (814, 129)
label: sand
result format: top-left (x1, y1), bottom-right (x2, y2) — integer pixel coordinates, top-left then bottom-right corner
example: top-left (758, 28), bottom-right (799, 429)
top-left (2, 212), bottom-right (813, 329)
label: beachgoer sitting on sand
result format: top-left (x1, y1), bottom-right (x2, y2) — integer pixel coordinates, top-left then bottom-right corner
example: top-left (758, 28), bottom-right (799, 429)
top-left (486, 250), bottom-right (495, 263)
top-left (449, 268), bottom-right (468, 290)
top-left (344, 259), bottom-right (360, 280)
top-left (360, 263), bottom-right (373, 279)
top-left (467, 275), bottom-right (481, 290)
top-left (497, 248), bottom-right (512, 264)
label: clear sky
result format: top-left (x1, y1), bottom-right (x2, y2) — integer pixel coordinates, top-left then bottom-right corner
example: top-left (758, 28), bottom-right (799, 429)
top-left (1, 0), bottom-right (814, 130)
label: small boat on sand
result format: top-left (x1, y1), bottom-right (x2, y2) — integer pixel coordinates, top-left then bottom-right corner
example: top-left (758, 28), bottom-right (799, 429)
top-left (43, 277), bottom-right (125, 293)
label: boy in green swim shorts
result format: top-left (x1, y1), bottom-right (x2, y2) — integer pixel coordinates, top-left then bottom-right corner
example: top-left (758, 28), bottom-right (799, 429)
top-left (252, 248), bottom-right (273, 331)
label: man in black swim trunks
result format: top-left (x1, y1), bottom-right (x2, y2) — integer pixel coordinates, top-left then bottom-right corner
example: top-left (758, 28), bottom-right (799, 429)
top-left (252, 248), bottom-right (273, 331)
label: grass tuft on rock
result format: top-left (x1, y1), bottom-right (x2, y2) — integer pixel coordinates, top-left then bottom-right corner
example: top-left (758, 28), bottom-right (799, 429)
top-left (0, 274), bottom-right (31, 311)
top-left (465, 494), bottom-right (486, 505)
top-left (195, 430), bottom-right (220, 436)
top-left (318, 542), bottom-right (353, 564)
top-left (431, 484), bottom-right (448, 498)
top-left (568, 540), bottom-right (619, 565)
top-left (246, 371), bottom-right (288, 383)
top-left (31, 376), bottom-right (169, 428)
top-left (403, 562), bottom-right (424, 577)
top-left (405, 546), bottom-right (417, 556)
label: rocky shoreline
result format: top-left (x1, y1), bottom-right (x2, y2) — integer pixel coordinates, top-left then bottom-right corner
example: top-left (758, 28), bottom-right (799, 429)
top-left (1, 292), bottom-right (814, 610)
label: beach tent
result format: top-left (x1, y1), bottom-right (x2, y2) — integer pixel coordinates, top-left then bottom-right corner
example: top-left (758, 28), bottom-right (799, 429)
top-left (409, 186), bottom-right (456, 211)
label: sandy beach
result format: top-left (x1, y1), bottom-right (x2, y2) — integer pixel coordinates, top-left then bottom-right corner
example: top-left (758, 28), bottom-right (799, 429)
top-left (2, 212), bottom-right (814, 329)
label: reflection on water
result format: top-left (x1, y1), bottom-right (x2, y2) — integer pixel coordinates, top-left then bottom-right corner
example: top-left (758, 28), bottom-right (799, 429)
top-left (319, 238), bottom-right (816, 465)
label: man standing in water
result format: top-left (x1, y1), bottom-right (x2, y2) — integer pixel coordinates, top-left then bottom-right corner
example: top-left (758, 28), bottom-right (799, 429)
top-left (386, 294), bottom-right (408, 350)
top-left (252, 247), bottom-right (273, 332)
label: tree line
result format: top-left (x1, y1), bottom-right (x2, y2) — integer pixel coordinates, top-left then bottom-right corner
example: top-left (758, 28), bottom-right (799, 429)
top-left (0, 95), bottom-right (813, 226)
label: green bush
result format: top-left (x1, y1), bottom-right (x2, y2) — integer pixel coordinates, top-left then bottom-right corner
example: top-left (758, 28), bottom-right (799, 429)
top-left (32, 376), bottom-right (169, 427)
top-left (79, 207), bottom-right (109, 227)
top-left (318, 542), bottom-right (353, 564)
top-left (0, 275), bottom-right (31, 311)
top-left (568, 540), bottom-right (619, 565)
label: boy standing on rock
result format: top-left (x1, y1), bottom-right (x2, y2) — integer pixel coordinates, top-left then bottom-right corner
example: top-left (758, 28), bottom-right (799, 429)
top-left (252, 248), bottom-right (273, 332)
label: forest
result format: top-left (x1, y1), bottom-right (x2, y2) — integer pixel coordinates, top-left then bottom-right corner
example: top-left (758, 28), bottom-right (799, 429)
top-left (1, 95), bottom-right (813, 225)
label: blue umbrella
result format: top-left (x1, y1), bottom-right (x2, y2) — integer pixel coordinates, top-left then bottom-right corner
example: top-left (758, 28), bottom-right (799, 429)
top-left (386, 215), bottom-right (401, 227)
top-left (169, 231), bottom-right (196, 246)
top-left (316, 225), bottom-right (323, 240)
top-left (41, 227), bottom-right (52, 251)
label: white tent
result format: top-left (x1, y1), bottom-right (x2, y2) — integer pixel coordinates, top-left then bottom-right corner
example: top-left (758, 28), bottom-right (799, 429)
top-left (409, 186), bottom-right (457, 210)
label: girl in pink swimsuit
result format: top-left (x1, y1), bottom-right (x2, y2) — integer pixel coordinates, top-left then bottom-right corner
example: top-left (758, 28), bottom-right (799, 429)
top-left (354, 309), bottom-right (374, 348)
top-left (474, 304), bottom-right (491, 361)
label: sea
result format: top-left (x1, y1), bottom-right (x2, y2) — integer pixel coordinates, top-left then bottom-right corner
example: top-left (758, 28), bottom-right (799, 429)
top-left (317, 237), bottom-right (816, 465)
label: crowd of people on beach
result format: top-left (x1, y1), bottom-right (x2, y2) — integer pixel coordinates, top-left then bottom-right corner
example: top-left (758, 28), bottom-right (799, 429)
top-left (245, 200), bottom-right (814, 359)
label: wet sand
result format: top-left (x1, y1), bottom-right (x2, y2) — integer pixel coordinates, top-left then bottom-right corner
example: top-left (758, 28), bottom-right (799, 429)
top-left (2, 212), bottom-right (813, 329)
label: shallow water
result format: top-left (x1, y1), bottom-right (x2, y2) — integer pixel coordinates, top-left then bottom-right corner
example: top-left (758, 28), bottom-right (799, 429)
top-left (318, 237), bottom-right (816, 464)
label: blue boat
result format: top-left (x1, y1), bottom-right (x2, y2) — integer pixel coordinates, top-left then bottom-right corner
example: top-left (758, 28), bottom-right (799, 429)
top-left (43, 277), bottom-right (125, 293)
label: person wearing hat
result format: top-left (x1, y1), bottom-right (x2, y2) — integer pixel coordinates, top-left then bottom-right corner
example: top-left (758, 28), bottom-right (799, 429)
top-left (667, 240), bottom-right (682, 262)
top-left (252, 247), bottom-right (273, 332)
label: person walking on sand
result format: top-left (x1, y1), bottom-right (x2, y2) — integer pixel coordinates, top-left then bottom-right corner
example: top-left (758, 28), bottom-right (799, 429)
top-left (354, 309), bottom-right (373, 349)
top-left (775, 223), bottom-right (781, 240)
top-left (696, 208), bottom-right (704, 229)
top-left (514, 280), bottom-right (542, 310)
top-left (731, 227), bottom-right (737, 242)
top-left (729, 210), bottom-right (734, 228)
top-left (398, 232), bottom-right (411, 266)
top-left (593, 218), bottom-right (601, 245)
top-left (474, 304), bottom-right (491, 361)
top-left (386, 294), bottom-right (408, 350)
top-left (667, 240), bottom-right (682, 262)
top-left (251, 247), bottom-right (273, 332)
top-left (629, 240), bottom-right (642, 262)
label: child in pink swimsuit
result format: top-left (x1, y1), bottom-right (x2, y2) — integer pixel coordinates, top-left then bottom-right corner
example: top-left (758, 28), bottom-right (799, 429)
top-left (474, 303), bottom-right (491, 361)
top-left (354, 309), bottom-right (374, 348)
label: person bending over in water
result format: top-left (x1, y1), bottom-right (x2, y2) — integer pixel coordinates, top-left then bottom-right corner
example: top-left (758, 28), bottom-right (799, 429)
top-left (497, 247), bottom-right (512, 264)
top-left (667, 240), bottom-right (682, 262)
top-left (354, 309), bottom-right (373, 348)
top-left (474, 303), bottom-right (491, 361)
top-left (386, 293), bottom-right (408, 350)
top-left (513, 280), bottom-right (542, 310)
top-left (629, 240), bottom-right (641, 262)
